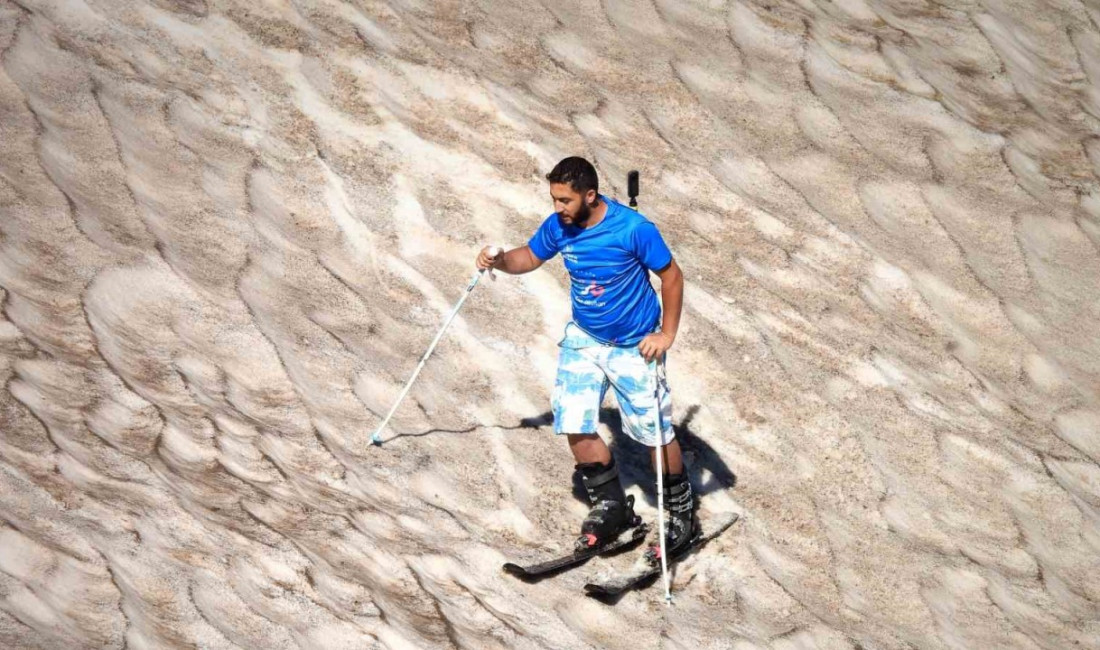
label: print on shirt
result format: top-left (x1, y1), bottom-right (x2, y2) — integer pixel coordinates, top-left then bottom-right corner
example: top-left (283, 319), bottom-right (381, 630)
top-left (577, 279), bottom-right (607, 307)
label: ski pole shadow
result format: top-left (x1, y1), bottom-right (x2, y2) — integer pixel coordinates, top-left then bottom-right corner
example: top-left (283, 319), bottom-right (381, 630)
top-left (375, 407), bottom-right (736, 511)
top-left (374, 411), bottom-right (554, 445)
top-left (378, 425), bottom-right (479, 443)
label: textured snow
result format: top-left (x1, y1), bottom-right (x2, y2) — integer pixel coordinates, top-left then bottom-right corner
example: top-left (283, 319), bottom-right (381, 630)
top-left (1, 0), bottom-right (1099, 648)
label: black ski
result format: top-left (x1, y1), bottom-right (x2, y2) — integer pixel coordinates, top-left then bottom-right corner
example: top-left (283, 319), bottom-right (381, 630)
top-left (583, 512), bottom-right (739, 600)
top-left (503, 524), bottom-right (649, 582)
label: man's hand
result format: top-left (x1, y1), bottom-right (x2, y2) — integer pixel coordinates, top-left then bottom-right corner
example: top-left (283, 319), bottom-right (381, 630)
top-left (638, 331), bottom-right (675, 363)
top-left (475, 245), bottom-right (545, 275)
top-left (476, 246), bottom-right (501, 271)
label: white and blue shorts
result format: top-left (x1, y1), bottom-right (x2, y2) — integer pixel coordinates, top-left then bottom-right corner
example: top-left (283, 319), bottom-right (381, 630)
top-left (551, 323), bottom-right (674, 447)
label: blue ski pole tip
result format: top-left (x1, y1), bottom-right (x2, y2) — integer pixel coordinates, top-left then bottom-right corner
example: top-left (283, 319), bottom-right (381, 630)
top-left (371, 432), bottom-right (383, 446)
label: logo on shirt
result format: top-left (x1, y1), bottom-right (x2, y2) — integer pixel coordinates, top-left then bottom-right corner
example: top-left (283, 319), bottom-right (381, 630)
top-left (581, 280), bottom-right (605, 297)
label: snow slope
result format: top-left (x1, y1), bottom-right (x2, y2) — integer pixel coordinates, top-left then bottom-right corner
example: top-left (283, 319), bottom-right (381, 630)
top-left (1, 0), bottom-right (1098, 647)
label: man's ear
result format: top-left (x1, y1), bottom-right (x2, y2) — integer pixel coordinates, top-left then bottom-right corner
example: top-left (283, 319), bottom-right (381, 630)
top-left (587, 189), bottom-right (598, 206)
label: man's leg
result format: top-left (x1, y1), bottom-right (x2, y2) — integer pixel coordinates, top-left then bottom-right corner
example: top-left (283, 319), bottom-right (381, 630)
top-left (567, 433), bottom-right (635, 548)
top-left (604, 348), bottom-right (675, 455)
top-left (650, 438), bottom-right (683, 475)
top-left (553, 348), bottom-right (634, 547)
top-left (568, 433), bottom-right (611, 465)
top-left (604, 349), bottom-right (698, 554)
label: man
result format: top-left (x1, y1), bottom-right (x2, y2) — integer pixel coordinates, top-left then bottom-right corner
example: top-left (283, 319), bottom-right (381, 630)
top-left (475, 157), bottom-right (695, 558)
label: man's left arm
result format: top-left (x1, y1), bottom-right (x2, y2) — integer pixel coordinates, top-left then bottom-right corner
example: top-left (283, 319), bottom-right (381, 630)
top-left (639, 258), bottom-right (683, 363)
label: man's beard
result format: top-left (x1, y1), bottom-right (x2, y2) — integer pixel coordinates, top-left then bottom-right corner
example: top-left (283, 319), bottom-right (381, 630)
top-left (563, 200), bottom-right (592, 226)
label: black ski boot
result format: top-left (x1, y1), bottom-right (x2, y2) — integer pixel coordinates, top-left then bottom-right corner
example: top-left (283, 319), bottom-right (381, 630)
top-left (575, 458), bottom-right (639, 552)
top-left (645, 472), bottom-right (700, 564)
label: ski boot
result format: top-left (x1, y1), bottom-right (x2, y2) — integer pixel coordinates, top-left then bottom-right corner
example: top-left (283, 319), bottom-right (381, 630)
top-left (575, 458), bottom-right (640, 552)
top-left (644, 472), bottom-right (700, 564)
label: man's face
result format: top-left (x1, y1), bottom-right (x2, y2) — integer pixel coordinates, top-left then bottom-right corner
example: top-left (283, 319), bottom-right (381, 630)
top-left (550, 183), bottom-right (595, 226)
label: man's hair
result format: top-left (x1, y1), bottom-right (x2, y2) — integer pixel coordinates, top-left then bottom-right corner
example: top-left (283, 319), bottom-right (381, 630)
top-left (546, 157), bottom-right (599, 194)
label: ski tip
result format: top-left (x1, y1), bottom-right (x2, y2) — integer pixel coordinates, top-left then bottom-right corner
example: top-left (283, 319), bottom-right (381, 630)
top-left (502, 563), bottom-right (547, 583)
top-left (712, 512), bottom-right (740, 533)
top-left (583, 583), bottom-right (625, 603)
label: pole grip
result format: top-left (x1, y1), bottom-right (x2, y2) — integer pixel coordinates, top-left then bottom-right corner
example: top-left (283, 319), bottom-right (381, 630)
top-left (479, 246), bottom-right (503, 283)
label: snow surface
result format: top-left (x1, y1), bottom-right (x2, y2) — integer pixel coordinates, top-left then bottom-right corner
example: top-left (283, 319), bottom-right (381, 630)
top-left (1, 0), bottom-right (1099, 648)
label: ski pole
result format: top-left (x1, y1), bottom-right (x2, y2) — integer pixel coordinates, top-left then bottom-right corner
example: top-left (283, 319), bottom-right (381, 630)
top-left (370, 247), bottom-right (501, 446)
top-left (652, 358), bottom-right (672, 605)
top-left (631, 169), bottom-right (669, 601)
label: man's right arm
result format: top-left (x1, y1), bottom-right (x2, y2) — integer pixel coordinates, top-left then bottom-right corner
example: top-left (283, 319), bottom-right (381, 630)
top-left (477, 245), bottom-right (545, 275)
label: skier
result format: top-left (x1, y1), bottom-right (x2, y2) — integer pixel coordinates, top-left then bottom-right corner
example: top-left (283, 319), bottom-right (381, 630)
top-left (476, 157), bottom-right (695, 560)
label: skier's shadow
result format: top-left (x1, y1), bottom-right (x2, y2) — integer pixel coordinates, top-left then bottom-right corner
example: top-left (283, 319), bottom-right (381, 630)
top-left (520, 405), bottom-right (736, 507)
top-left (610, 404), bottom-right (736, 507)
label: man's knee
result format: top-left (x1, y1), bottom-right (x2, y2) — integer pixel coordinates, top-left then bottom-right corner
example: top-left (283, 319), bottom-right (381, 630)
top-left (568, 433), bottom-right (610, 464)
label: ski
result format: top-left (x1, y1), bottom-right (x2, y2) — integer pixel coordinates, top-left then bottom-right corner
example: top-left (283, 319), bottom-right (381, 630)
top-left (503, 524), bottom-right (649, 582)
top-left (583, 512), bottom-right (739, 600)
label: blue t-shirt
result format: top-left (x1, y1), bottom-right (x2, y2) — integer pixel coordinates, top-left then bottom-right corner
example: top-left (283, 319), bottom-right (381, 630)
top-left (528, 195), bottom-right (672, 346)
